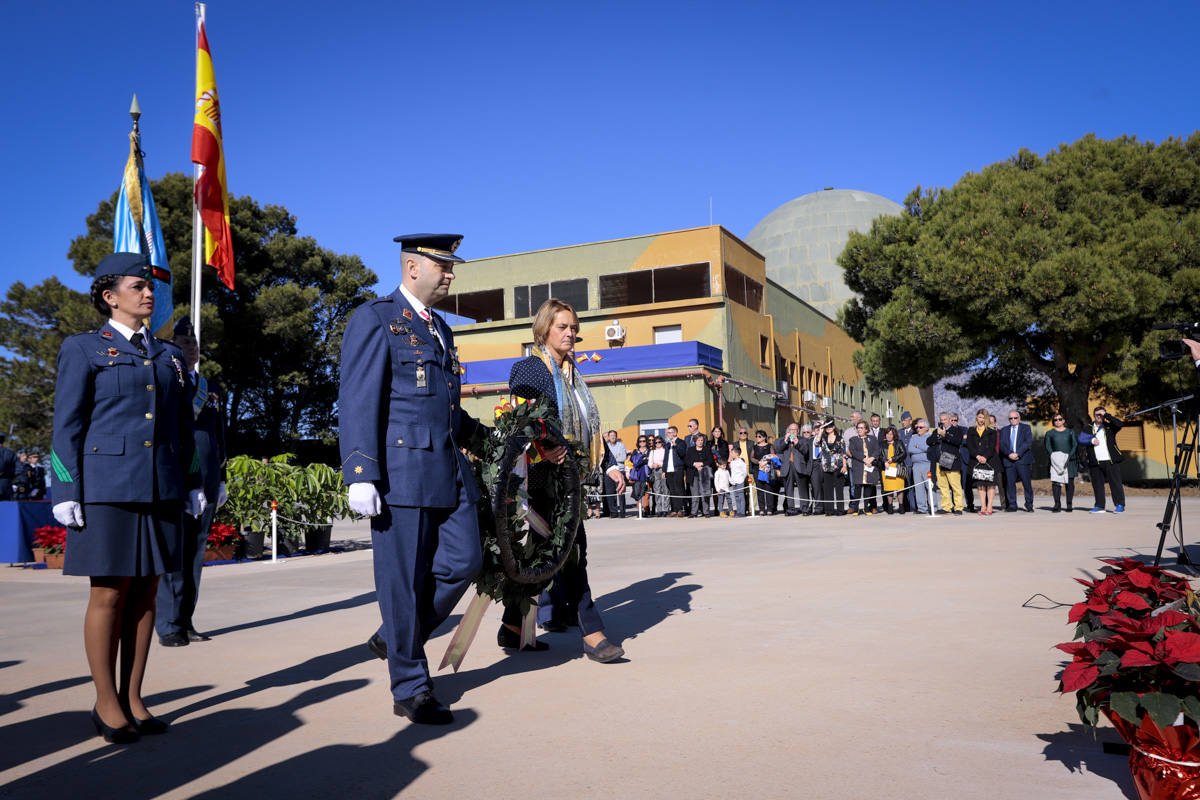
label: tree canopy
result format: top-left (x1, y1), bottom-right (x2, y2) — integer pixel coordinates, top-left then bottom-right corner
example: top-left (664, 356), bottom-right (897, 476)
top-left (50, 172), bottom-right (377, 456)
top-left (839, 133), bottom-right (1200, 427)
top-left (0, 278), bottom-right (97, 449)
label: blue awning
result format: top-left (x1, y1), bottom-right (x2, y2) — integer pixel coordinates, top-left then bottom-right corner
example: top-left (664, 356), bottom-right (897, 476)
top-left (462, 341), bottom-right (723, 385)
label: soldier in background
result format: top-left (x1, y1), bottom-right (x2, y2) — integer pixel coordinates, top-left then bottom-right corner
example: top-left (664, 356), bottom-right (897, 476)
top-left (0, 435), bottom-right (16, 500)
top-left (156, 317), bottom-right (227, 647)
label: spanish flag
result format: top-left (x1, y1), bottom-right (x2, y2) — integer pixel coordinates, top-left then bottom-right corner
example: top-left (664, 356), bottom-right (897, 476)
top-left (191, 3), bottom-right (234, 289)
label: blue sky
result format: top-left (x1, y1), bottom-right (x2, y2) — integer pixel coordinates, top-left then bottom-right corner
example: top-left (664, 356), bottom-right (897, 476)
top-left (1, 0), bottom-right (1197, 298)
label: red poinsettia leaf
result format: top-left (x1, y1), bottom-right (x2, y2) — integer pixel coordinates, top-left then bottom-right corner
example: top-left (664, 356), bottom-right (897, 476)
top-left (1055, 642), bottom-right (1089, 655)
top-left (1068, 602), bottom-right (1091, 623)
top-left (1126, 569), bottom-right (1153, 589)
top-left (1120, 649), bottom-right (1158, 668)
top-left (1114, 591), bottom-right (1151, 611)
top-left (1161, 631), bottom-right (1200, 664)
top-left (1060, 662), bottom-right (1100, 692)
top-left (1126, 639), bottom-right (1155, 654)
top-left (1075, 577), bottom-right (1099, 588)
top-left (1099, 611), bottom-right (1136, 631)
top-left (1146, 611), bottom-right (1193, 630)
top-left (1086, 597), bottom-right (1111, 613)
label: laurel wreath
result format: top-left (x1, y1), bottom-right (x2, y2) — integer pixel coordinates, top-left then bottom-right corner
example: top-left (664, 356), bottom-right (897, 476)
top-left (468, 399), bottom-right (588, 616)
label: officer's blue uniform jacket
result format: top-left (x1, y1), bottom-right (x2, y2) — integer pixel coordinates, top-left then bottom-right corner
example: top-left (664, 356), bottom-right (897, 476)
top-left (339, 288), bottom-right (483, 507)
top-left (189, 374), bottom-right (227, 499)
top-left (50, 323), bottom-right (197, 504)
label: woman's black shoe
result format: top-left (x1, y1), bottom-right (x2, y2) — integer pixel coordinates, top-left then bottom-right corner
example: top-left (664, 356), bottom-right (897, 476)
top-left (92, 707), bottom-right (138, 744)
top-left (1052, 506), bottom-right (1062, 513)
top-left (120, 700), bottom-right (168, 734)
top-left (497, 625), bottom-right (549, 651)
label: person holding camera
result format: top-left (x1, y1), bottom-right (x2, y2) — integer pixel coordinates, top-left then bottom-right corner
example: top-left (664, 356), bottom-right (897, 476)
top-left (1078, 405), bottom-right (1126, 513)
top-left (774, 423), bottom-right (811, 516)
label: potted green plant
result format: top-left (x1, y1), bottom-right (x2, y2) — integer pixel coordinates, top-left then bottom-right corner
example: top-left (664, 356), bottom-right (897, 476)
top-left (285, 462), bottom-right (351, 552)
top-left (221, 454), bottom-right (276, 558)
top-left (1055, 557), bottom-right (1200, 799)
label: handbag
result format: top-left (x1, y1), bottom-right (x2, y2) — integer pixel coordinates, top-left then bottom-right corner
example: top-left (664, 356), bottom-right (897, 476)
top-left (972, 465), bottom-right (995, 482)
top-left (938, 450), bottom-right (958, 470)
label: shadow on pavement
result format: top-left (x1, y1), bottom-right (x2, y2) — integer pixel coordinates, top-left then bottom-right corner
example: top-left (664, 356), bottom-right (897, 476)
top-left (171, 643), bottom-right (377, 719)
top-left (190, 709), bottom-right (478, 799)
top-left (205, 590), bottom-right (377, 638)
top-left (0, 680), bottom-right (368, 799)
top-left (0, 674), bottom-right (92, 717)
top-left (0, 684), bottom-right (211, 775)
top-left (1037, 723), bottom-right (1137, 799)
top-left (433, 572), bottom-right (700, 703)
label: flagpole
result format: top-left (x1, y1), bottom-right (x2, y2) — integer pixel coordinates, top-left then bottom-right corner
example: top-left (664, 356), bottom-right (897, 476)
top-left (191, 2), bottom-right (205, 358)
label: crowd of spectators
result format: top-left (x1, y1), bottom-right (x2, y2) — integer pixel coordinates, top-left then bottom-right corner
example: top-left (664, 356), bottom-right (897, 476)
top-left (0, 435), bottom-right (47, 502)
top-left (586, 407), bottom-right (1128, 519)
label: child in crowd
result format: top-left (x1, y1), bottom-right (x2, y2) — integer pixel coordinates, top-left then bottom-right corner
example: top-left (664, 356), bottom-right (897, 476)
top-left (728, 446), bottom-right (748, 517)
top-left (714, 457), bottom-right (732, 517)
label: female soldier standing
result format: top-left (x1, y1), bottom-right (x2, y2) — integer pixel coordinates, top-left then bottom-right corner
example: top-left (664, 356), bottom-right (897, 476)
top-left (51, 253), bottom-right (204, 743)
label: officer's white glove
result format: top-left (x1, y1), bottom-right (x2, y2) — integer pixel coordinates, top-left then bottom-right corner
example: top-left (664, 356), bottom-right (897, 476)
top-left (216, 482), bottom-right (228, 508)
top-left (53, 500), bottom-right (85, 528)
top-left (348, 482), bottom-right (381, 517)
top-left (187, 489), bottom-right (208, 518)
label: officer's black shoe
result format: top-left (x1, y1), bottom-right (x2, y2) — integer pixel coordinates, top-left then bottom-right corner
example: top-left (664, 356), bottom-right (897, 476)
top-left (497, 625), bottom-right (549, 651)
top-left (394, 691), bottom-right (453, 725)
top-left (540, 620), bottom-right (568, 633)
top-left (367, 633), bottom-right (387, 660)
top-left (159, 632), bottom-right (189, 647)
top-left (186, 628), bottom-right (211, 642)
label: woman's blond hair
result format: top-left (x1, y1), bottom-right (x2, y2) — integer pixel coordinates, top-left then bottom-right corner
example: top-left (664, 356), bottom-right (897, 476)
top-left (531, 298), bottom-right (579, 347)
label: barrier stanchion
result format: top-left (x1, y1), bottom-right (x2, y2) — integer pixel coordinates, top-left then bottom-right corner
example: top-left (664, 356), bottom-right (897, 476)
top-left (748, 478), bottom-right (758, 517)
top-left (927, 477), bottom-right (936, 518)
top-left (270, 500), bottom-right (280, 564)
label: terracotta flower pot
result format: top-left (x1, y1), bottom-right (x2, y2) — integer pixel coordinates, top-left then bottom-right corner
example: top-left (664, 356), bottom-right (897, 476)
top-left (31, 547), bottom-right (45, 563)
top-left (204, 544), bottom-right (236, 562)
top-left (44, 552), bottom-right (65, 569)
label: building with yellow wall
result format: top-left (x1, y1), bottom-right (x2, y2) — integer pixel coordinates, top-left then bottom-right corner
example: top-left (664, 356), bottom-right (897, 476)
top-left (436, 225), bottom-right (933, 445)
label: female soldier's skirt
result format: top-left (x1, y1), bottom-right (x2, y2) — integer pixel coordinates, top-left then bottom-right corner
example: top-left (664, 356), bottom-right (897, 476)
top-left (63, 502), bottom-right (183, 577)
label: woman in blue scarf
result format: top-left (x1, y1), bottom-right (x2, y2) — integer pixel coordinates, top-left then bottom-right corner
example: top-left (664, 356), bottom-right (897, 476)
top-left (497, 299), bottom-right (625, 663)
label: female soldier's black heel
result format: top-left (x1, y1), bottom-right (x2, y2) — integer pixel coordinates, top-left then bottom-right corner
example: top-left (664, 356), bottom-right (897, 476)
top-left (92, 707), bottom-right (139, 744)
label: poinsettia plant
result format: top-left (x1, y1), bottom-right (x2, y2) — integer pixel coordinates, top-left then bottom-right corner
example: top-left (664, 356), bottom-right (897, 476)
top-left (33, 525), bottom-right (67, 554)
top-left (206, 522), bottom-right (243, 550)
top-left (1056, 557), bottom-right (1200, 730)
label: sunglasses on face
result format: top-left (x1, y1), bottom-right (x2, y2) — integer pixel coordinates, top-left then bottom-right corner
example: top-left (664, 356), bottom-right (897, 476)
top-left (1053, 417), bottom-right (1064, 421)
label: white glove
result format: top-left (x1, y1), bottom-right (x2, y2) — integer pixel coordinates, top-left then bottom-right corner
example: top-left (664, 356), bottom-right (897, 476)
top-left (187, 489), bottom-right (208, 518)
top-left (53, 501), bottom-right (85, 528)
top-left (216, 482), bottom-right (228, 508)
top-left (348, 481), bottom-right (381, 517)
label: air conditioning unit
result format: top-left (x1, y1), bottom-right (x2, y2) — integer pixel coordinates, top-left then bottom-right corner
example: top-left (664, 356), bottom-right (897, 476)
top-left (820, 397), bottom-right (831, 408)
top-left (604, 320), bottom-right (625, 342)
top-left (802, 390), bottom-right (816, 402)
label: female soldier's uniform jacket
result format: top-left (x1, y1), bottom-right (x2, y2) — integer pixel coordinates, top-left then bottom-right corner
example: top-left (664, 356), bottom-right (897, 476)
top-left (50, 323), bottom-right (198, 504)
top-left (339, 288), bottom-right (484, 508)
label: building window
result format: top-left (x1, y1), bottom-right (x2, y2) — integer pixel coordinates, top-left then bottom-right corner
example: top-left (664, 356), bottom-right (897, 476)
top-left (639, 419), bottom-right (669, 439)
top-left (1116, 422), bottom-right (1145, 451)
top-left (514, 279), bottom-right (589, 318)
top-left (599, 263), bottom-right (710, 308)
top-left (654, 324), bottom-right (682, 344)
top-left (759, 335), bottom-right (769, 367)
top-left (434, 288), bottom-right (504, 323)
top-left (723, 263), bottom-right (764, 312)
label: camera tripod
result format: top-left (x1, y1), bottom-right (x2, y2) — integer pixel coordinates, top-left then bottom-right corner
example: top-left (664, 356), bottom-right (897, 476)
top-left (1145, 395), bottom-right (1198, 567)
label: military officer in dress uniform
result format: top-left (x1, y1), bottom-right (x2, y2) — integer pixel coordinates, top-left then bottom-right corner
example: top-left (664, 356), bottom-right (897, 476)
top-left (339, 233), bottom-right (487, 725)
top-left (156, 317), bottom-right (228, 647)
top-left (51, 252), bottom-right (205, 743)
top-left (0, 436), bottom-right (16, 501)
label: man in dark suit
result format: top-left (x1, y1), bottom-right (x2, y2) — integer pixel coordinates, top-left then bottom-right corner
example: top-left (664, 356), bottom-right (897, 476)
top-left (157, 318), bottom-right (228, 647)
top-left (0, 435), bottom-right (16, 501)
top-left (1000, 410), bottom-right (1035, 512)
top-left (662, 425), bottom-right (688, 517)
top-left (774, 423), bottom-right (811, 515)
top-left (340, 233), bottom-right (487, 725)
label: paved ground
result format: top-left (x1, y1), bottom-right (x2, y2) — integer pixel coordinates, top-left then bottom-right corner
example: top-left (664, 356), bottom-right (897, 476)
top-left (1, 497), bottom-right (1195, 799)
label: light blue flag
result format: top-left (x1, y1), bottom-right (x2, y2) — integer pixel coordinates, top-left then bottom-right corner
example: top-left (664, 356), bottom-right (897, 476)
top-left (114, 134), bottom-right (172, 336)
